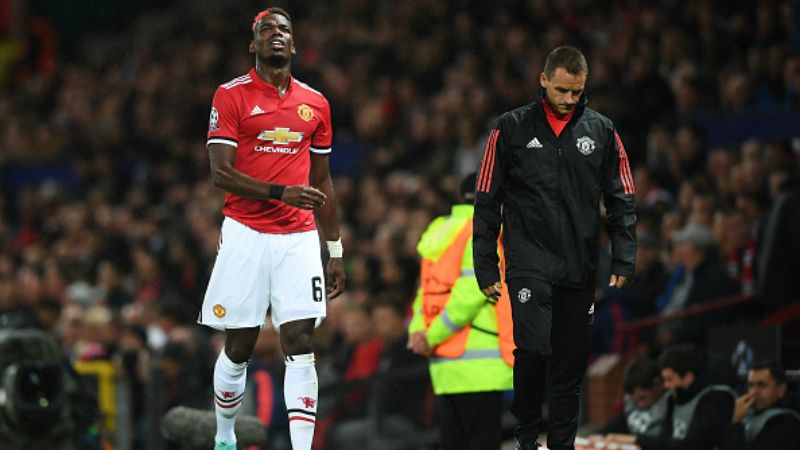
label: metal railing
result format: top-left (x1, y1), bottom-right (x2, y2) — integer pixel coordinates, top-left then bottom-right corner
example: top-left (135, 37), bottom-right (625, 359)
top-left (618, 293), bottom-right (759, 352)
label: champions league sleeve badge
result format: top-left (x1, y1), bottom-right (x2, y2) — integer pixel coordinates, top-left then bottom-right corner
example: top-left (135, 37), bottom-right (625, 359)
top-left (209, 107), bottom-right (220, 132)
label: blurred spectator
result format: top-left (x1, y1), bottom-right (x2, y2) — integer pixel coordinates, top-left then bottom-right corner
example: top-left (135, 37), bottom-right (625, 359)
top-left (656, 224), bottom-right (738, 347)
top-left (713, 208), bottom-right (756, 295)
top-left (372, 299), bottom-right (428, 426)
top-left (610, 232), bottom-right (669, 321)
top-left (314, 302), bottom-right (383, 448)
top-left (326, 299), bottom-right (428, 449)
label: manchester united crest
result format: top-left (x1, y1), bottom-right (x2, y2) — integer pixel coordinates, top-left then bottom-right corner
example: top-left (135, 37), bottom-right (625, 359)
top-left (576, 136), bottom-right (596, 155)
top-left (297, 104), bottom-right (314, 122)
top-left (518, 288), bottom-right (532, 304)
top-left (213, 304), bottom-right (226, 318)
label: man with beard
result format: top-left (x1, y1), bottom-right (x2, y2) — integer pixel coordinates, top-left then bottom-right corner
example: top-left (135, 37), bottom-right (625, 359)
top-left (198, 7), bottom-right (345, 450)
top-left (473, 45), bottom-right (637, 449)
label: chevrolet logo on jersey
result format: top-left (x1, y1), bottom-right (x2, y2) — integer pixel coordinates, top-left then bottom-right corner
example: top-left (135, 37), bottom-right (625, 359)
top-left (257, 128), bottom-right (304, 145)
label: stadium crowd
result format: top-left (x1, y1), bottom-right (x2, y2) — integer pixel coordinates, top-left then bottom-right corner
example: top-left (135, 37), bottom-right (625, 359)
top-left (1, 0), bottom-right (799, 448)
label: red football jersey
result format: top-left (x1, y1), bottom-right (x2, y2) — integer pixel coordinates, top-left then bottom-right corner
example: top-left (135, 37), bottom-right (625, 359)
top-left (207, 68), bottom-right (332, 234)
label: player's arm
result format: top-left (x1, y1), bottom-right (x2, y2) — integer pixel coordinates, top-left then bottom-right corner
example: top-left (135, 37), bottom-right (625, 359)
top-left (208, 143), bottom-right (325, 209)
top-left (602, 129), bottom-right (637, 288)
top-left (308, 98), bottom-right (345, 299)
top-left (309, 153), bottom-right (345, 300)
top-left (473, 120), bottom-right (506, 299)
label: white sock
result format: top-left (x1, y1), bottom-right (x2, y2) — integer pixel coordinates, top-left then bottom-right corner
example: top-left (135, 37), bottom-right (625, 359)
top-left (284, 353), bottom-right (318, 450)
top-left (213, 349), bottom-right (248, 444)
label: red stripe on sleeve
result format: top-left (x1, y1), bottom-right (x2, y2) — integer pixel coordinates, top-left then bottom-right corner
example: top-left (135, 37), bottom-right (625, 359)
top-left (615, 132), bottom-right (635, 195)
top-left (477, 130), bottom-right (496, 192)
top-left (477, 129), bottom-right (499, 192)
top-left (483, 130), bottom-right (499, 192)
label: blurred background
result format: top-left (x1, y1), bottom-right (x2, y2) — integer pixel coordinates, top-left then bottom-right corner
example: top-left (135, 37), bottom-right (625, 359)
top-left (0, 0), bottom-right (799, 449)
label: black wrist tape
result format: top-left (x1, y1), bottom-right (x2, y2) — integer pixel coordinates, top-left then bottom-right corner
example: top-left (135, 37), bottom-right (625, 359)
top-left (269, 184), bottom-right (286, 200)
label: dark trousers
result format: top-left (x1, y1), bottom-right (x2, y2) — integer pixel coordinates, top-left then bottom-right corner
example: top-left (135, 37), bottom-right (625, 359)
top-left (507, 277), bottom-right (593, 450)
top-left (439, 391), bottom-right (504, 450)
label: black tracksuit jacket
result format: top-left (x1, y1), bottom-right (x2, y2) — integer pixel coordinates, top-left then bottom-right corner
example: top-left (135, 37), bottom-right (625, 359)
top-left (474, 94), bottom-right (637, 288)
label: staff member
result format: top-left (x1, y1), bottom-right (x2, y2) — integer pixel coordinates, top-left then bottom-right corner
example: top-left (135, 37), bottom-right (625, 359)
top-left (601, 357), bottom-right (669, 438)
top-left (722, 360), bottom-right (800, 450)
top-left (608, 344), bottom-right (737, 450)
top-left (408, 173), bottom-right (514, 450)
top-left (474, 45), bottom-right (637, 450)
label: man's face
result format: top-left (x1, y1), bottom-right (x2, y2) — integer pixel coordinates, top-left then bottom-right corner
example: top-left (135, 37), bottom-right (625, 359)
top-left (748, 368), bottom-right (786, 412)
top-left (662, 367), bottom-right (694, 396)
top-left (540, 67), bottom-right (587, 116)
top-left (251, 13), bottom-right (294, 67)
top-left (631, 386), bottom-right (660, 410)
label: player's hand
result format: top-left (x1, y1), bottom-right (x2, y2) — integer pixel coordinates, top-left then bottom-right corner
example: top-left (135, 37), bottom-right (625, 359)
top-left (281, 185), bottom-right (326, 210)
top-left (480, 281), bottom-right (502, 304)
top-left (407, 331), bottom-right (432, 357)
top-left (732, 392), bottom-right (755, 423)
top-left (325, 257), bottom-right (345, 300)
top-left (608, 274), bottom-right (629, 288)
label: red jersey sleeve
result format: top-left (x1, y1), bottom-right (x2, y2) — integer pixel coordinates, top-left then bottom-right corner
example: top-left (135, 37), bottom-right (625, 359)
top-left (206, 87), bottom-right (241, 148)
top-left (310, 98), bottom-right (332, 154)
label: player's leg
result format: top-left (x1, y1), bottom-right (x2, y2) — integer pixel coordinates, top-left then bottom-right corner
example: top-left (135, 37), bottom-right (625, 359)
top-left (270, 230), bottom-right (326, 450)
top-left (507, 277), bottom-right (553, 448)
top-left (213, 327), bottom-right (259, 446)
top-left (546, 284), bottom-right (593, 450)
top-left (280, 319), bottom-right (318, 450)
top-left (199, 218), bottom-right (272, 449)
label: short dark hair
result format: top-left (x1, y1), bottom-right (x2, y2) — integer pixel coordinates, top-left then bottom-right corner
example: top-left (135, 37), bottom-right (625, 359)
top-left (252, 7), bottom-right (292, 32)
top-left (623, 357), bottom-right (662, 394)
top-left (751, 360), bottom-right (787, 385)
top-left (658, 344), bottom-right (706, 377)
top-left (544, 46), bottom-right (589, 78)
top-left (266, 6), bottom-right (291, 22)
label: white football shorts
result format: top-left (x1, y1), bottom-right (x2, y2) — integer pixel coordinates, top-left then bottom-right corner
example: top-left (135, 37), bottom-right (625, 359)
top-left (198, 217), bottom-right (326, 330)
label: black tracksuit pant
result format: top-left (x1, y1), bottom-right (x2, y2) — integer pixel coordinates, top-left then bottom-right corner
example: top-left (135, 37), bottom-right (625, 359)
top-left (507, 277), bottom-right (594, 450)
top-left (439, 391), bottom-right (504, 450)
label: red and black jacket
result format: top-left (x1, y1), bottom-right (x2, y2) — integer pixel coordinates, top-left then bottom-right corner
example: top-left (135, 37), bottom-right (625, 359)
top-left (473, 93), bottom-right (637, 288)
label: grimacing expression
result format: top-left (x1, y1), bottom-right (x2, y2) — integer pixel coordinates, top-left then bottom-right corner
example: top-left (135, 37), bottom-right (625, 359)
top-left (748, 368), bottom-right (786, 412)
top-left (251, 13), bottom-right (295, 66)
top-left (540, 67), bottom-right (587, 116)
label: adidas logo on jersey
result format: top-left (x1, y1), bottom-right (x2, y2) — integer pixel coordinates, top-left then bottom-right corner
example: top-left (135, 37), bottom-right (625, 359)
top-left (251, 105), bottom-right (265, 115)
top-left (527, 137), bottom-right (543, 149)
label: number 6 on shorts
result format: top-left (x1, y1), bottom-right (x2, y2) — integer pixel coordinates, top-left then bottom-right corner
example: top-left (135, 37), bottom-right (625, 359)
top-left (312, 276), bottom-right (323, 302)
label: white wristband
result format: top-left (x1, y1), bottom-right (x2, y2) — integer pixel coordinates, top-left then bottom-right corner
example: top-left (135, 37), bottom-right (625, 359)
top-left (326, 238), bottom-right (343, 258)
